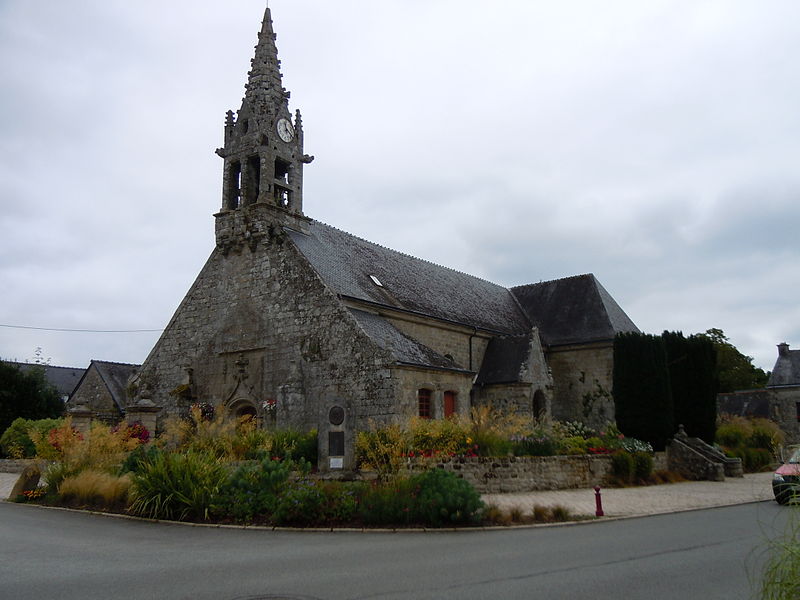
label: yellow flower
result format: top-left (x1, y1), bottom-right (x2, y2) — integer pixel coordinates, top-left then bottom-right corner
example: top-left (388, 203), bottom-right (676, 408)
top-left (466, 437), bottom-right (473, 444)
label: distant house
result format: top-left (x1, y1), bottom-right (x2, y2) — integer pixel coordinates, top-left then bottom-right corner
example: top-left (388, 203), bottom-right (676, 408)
top-left (67, 360), bottom-right (140, 425)
top-left (8, 361), bottom-right (86, 402)
top-left (718, 343), bottom-right (800, 444)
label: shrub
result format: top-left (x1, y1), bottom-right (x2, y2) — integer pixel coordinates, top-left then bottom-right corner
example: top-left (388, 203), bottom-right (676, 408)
top-left (550, 505), bottom-right (572, 522)
top-left (409, 468), bottom-right (484, 527)
top-left (632, 451), bottom-right (654, 480)
top-left (532, 504), bottom-right (550, 522)
top-left (1, 417), bottom-right (64, 458)
top-left (271, 429), bottom-right (318, 465)
top-left (58, 470), bottom-right (132, 507)
top-left (355, 423), bottom-right (408, 480)
top-left (129, 451), bottom-right (228, 521)
top-left (272, 479), bottom-right (360, 526)
top-left (610, 450), bottom-right (635, 483)
top-left (749, 419), bottom-right (784, 453)
top-left (511, 433), bottom-right (558, 457)
top-left (119, 444), bottom-right (162, 476)
top-left (408, 416), bottom-right (469, 457)
top-left (716, 418), bottom-right (750, 448)
top-left (215, 457), bottom-right (292, 523)
top-left (482, 503), bottom-right (510, 526)
top-left (559, 436), bottom-right (588, 455)
top-left (358, 477), bottom-right (420, 526)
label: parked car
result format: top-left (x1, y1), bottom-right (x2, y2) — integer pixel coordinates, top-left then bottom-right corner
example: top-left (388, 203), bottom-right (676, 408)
top-left (773, 447), bottom-right (800, 504)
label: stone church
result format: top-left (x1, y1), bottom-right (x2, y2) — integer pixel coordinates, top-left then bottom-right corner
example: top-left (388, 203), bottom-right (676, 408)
top-left (127, 7), bottom-right (639, 470)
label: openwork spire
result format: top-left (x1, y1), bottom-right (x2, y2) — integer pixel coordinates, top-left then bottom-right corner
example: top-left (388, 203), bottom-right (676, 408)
top-left (244, 7), bottom-right (287, 111)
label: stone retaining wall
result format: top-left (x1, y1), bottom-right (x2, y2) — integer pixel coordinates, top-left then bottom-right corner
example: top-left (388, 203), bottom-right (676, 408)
top-left (409, 452), bottom-right (668, 494)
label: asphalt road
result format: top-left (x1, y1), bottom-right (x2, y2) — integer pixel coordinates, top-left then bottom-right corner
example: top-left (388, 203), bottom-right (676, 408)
top-left (0, 501), bottom-right (792, 600)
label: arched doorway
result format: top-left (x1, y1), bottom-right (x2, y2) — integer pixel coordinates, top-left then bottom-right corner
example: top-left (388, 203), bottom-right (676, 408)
top-left (228, 399), bottom-right (258, 424)
top-left (533, 390), bottom-right (546, 421)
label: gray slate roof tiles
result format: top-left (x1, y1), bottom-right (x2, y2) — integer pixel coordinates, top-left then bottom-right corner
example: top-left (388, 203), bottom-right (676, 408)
top-left (768, 348), bottom-right (800, 387)
top-left (287, 221), bottom-right (531, 335)
top-left (511, 274), bottom-right (640, 346)
top-left (287, 222), bottom-right (639, 377)
top-left (348, 309), bottom-right (465, 372)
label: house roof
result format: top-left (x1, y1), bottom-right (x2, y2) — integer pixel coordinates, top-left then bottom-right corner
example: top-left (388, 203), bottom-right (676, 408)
top-left (511, 274), bottom-right (640, 346)
top-left (286, 221), bottom-right (531, 335)
top-left (8, 362), bottom-right (86, 398)
top-left (475, 334), bottom-right (531, 385)
top-left (348, 308), bottom-right (467, 372)
top-left (71, 360), bottom-right (139, 412)
top-left (768, 346), bottom-right (800, 387)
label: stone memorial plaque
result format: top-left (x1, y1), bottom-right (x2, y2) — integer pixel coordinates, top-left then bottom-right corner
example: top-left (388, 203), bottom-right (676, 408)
top-left (329, 457), bottom-right (344, 470)
top-left (328, 405), bottom-right (345, 426)
top-left (328, 431), bottom-right (345, 456)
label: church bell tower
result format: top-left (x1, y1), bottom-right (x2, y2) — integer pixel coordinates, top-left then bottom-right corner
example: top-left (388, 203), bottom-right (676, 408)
top-left (214, 7), bottom-right (313, 252)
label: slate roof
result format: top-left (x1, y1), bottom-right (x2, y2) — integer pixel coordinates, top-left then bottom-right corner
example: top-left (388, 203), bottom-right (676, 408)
top-left (70, 360), bottom-right (139, 412)
top-left (511, 274), bottom-right (639, 347)
top-left (286, 221), bottom-right (531, 335)
top-left (717, 390), bottom-right (771, 419)
top-left (348, 309), bottom-right (467, 372)
top-left (8, 362), bottom-right (86, 399)
top-left (475, 334), bottom-right (531, 385)
top-left (767, 346), bottom-right (800, 387)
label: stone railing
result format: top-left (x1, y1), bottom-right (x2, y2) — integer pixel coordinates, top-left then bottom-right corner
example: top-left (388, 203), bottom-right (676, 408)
top-left (666, 425), bottom-right (743, 481)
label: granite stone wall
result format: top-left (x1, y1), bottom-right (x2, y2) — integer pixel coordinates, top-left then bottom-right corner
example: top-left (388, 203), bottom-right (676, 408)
top-left (546, 342), bottom-right (615, 429)
top-left (412, 455), bottom-right (615, 494)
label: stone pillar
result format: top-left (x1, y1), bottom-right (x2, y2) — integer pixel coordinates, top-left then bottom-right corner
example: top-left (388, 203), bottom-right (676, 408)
top-left (126, 399), bottom-right (161, 437)
top-left (68, 402), bottom-right (94, 436)
top-left (318, 399), bottom-right (355, 477)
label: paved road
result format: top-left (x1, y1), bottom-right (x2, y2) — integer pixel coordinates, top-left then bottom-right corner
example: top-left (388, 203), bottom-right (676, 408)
top-left (0, 500), bottom-right (792, 600)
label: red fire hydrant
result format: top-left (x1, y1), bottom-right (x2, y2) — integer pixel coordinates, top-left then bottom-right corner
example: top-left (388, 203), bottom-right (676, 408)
top-left (594, 485), bottom-right (604, 517)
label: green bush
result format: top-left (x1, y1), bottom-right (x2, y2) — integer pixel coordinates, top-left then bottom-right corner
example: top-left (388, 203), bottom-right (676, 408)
top-left (358, 477), bottom-right (420, 526)
top-left (632, 451), bottom-right (654, 480)
top-left (716, 421), bottom-right (748, 448)
top-left (272, 479), bottom-right (360, 526)
top-left (559, 436), bottom-right (588, 455)
top-left (215, 457), bottom-right (292, 523)
top-left (611, 450), bottom-right (635, 482)
top-left (409, 468), bottom-right (484, 527)
top-left (0, 417), bottom-right (63, 458)
top-left (270, 429), bottom-right (318, 466)
top-left (129, 451), bottom-right (227, 521)
top-left (511, 434), bottom-right (558, 456)
top-left (119, 444), bottom-right (162, 475)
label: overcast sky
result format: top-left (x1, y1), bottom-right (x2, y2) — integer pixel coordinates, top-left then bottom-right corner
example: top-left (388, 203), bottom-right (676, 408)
top-left (1, 0), bottom-right (798, 372)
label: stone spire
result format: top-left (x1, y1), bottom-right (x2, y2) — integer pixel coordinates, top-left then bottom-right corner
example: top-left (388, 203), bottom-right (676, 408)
top-left (244, 6), bottom-right (289, 114)
top-left (214, 4), bottom-right (312, 252)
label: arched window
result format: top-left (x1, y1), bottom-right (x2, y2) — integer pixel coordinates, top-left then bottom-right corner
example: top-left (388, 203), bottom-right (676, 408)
top-left (418, 388), bottom-right (432, 419)
top-left (444, 391), bottom-right (457, 418)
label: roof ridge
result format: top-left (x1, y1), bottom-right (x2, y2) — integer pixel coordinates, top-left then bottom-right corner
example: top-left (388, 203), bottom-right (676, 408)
top-left (90, 359), bottom-right (141, 368)
top-left (511, 273), bottom-right (594, 291)
top-left (4, 360), bottom-right (85, 370)
top-left (309, 218), bottom-right (509, 289)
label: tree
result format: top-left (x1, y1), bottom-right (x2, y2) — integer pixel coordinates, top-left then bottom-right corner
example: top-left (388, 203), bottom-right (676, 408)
top-left (613, 332), bottom-right (674, 450)
top-left (699, 328), bottom-right (769, 393)
top-left (662, 331), bottom-right (717, 444)
top-left (0, 360), bottom-right (63, 436)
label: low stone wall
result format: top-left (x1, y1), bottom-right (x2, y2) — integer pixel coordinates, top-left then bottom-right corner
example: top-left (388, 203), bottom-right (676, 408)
top-left (409, 455), bottom-right (611, 494)
top-left (0, 459), bottom-right (41, 474)
top-left (407, 451), bottom-right (669, 494)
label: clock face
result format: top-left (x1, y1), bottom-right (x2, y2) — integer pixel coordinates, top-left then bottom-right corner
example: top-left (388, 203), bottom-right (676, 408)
top-left (276, 118), bottom-right (295, 142)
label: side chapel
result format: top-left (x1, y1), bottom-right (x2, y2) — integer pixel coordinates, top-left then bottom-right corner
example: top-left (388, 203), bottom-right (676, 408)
top-left (128, 7), bottom-right (639, 470)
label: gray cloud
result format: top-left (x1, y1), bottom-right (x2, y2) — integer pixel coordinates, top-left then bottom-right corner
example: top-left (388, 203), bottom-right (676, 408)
top-left (1, 0), bottom-right (798, 373)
